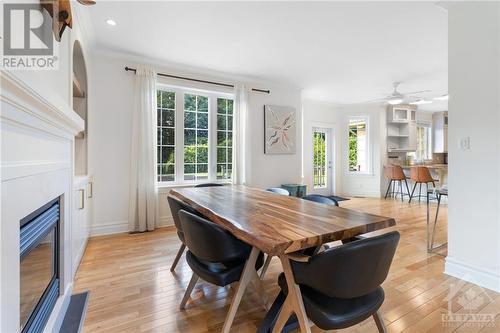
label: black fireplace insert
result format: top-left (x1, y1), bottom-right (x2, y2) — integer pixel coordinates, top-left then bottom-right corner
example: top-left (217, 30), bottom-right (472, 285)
top-left (20, 197), bottom-right (60, 333)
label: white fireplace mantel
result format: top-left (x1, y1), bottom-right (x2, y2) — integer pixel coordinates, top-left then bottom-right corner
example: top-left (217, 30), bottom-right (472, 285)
top-left (1, 70), bottom-right (84, 332)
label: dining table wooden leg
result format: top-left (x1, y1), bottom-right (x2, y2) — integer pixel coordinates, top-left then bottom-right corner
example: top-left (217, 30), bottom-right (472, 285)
top-left (222, 247), bottom-right (260, 333)
top-left (272, 255), bottom-right (312, 333)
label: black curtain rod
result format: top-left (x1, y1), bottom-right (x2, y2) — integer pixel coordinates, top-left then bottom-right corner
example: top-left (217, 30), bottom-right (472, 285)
top-left (124, 67), bottom-right (270, 94)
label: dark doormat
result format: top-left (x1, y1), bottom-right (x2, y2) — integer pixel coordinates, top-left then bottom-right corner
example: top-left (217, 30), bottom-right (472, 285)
top-left (60, 291), bottom-right (89, 333)
top-left (329, 196), bottom-right (350, 202)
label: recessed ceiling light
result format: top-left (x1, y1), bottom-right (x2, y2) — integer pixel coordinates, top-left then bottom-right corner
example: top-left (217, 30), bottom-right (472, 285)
top-left (434, 94), bottom-right (449, 101)
top-left (106, 19), bottom-right (117, 26)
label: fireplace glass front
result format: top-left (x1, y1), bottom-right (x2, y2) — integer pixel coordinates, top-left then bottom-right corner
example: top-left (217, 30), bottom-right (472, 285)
top-left (20, 198), bottom-right (60, 333)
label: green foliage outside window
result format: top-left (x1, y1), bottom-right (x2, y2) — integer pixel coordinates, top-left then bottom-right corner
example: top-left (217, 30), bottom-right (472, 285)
top-left (313, 131), bottom-right (326, 188)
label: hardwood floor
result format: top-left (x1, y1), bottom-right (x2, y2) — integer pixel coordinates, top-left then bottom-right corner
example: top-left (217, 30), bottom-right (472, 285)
top-left (74, 197), bottom-right (500, 333)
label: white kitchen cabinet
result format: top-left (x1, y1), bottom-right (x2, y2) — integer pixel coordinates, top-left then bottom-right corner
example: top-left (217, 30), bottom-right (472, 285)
top-left (387, 105), bottom-right (417, 152)
top-left (72, 176), bottom-right (93, 277)
top-left (433, 111), bottom-right (448, 153)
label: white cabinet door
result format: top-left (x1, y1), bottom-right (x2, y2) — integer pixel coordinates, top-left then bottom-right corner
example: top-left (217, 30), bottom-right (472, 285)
top-left (392, 108), bottom-right (410, 122)
top-left (72, 186), bottom-right (89, 277)
top-left (72, 188), bottom-right (83, 277)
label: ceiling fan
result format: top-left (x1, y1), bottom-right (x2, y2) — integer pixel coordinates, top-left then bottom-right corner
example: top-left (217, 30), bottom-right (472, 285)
top-left (364, 82), bottom-right (432, 105)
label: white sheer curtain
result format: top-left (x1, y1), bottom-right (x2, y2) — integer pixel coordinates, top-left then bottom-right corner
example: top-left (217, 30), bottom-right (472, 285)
top-left (128, 66), bottom-right (159, 232)
top-left (232, 85), bottom-right (249, 185)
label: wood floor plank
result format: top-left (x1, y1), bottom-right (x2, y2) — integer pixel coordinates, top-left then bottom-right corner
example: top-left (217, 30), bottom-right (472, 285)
top-left (74, 197), bottom-right (498, 333)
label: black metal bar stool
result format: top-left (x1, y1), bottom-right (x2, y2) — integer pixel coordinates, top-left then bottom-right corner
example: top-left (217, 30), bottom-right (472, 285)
top-left (427, 187), bottom-right (448, 255)
top-left (384, 165), bottom-right (411, 202)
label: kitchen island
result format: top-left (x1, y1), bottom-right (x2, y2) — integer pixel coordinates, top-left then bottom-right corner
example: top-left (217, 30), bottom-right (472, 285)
top-left (400, 164), bottom-right (448, 186)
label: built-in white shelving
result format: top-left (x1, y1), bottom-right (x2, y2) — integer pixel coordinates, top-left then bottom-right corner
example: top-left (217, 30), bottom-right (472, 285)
top-left (387, 105), bottom-right (417, 152)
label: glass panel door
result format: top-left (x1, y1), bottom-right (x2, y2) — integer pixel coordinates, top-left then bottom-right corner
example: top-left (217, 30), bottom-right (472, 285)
top-left (312, 127), bottom-right (333, 195)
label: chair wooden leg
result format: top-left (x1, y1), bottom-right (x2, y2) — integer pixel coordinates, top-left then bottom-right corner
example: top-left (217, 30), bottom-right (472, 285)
top-left (222, 247), bottom-right (260, 333)
top-left (373, 311), bottom-right (388, 333)
top-left (179, 272), bottom-right (198, 310)
top-left (260, 254), bottom-right (272, 279)
top-left (384, 180), bottom-right (392, 199)
top-left (170, 243), bottom-right (186, 272)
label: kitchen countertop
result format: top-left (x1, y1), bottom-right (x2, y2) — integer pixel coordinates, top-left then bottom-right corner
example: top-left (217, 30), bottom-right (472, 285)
top-left (400, 164), bottom-right (448, 170)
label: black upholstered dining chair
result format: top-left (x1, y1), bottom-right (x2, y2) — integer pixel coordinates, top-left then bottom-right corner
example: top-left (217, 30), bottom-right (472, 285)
top-left (302, 194), bottom-right (339, 206)
top-left (266, 187), bottom-right (290, 196)
top-left (260, 231), bottom-right (400, 333)
top-left (194, 183), bottom-right (224, 188)
top-left (178, 210), bottom-right (264, 313)
top-left (166, 196), bottom-right (201, 272)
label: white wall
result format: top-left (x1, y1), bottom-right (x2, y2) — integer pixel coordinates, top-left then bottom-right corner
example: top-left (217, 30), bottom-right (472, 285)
top-left (5, 5), bottom-right (93, 116)
top-left (1, 5), bottom-right (92, 331)
top-left (445, 2), bottom-right (500, 292)
top-left (246, 87), bottom-right (302, 189)
top-left (302, 100), bottom-right (386, 197)
top-left (88, 51), bottom-right (302, 234)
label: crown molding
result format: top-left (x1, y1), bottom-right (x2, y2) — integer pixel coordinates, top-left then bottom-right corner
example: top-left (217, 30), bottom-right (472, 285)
top-left (1, 70), bottom-right (84, 136)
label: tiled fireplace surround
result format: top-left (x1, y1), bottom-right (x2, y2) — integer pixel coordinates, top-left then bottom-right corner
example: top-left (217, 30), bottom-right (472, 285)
top-left (1, 71), bottom-right (84, 332)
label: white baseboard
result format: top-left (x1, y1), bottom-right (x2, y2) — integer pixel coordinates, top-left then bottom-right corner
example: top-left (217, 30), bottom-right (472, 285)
top-left (445, 256), bottom-right (500, 293)
top-left (159, 215), bottom-right (174, 227)
top-left (90, 217), bottom-right (174, 237)
top-left (89, 221), bottom-right (128, 236)
top-left (341, 190), bottom-right (381, 198)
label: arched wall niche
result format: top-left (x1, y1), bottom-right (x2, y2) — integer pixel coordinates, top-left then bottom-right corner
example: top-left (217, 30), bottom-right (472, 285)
top-left (73, 40), bottom-right (88, 175)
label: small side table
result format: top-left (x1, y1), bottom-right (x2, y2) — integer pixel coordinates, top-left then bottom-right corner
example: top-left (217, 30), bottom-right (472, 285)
top-left (281, 184), bottom-right (307, 198)
top-left (427, 187), bottom-right (448, 255)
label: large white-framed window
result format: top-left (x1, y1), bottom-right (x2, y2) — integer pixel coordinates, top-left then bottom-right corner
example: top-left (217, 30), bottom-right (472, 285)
top-left (348, 116), bottom-right (370, 173)
top-left (156, 85), bottom-right (234, 185)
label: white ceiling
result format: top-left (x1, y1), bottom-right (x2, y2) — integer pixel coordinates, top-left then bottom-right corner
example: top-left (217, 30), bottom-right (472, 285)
top-left (86, 1), bottom-right (448, 110)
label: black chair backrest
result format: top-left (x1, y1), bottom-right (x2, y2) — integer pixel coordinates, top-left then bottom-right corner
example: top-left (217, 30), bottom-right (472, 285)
top-left (179, 210), bottom-right (251, 264)
top-left (194, 183), bottom-right (224, 188)
top-left (167, 196), bottom-right (198, 232)
top-left (291, 231), bottom-right (400, 299)
top-left (266, 188), bottom-right (290, 196)
top-left (302, 194), bottom-right (339, 206)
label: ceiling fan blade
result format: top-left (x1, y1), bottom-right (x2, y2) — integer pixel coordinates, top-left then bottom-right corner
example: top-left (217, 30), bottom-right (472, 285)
top-left (404, 89), bottom-right (432, 95)
top-left (359, 97), bottom-right (389, 104)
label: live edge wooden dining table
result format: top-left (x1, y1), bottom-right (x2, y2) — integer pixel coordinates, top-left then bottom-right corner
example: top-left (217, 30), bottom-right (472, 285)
top-left (168, 185), bottom-right (396, 333)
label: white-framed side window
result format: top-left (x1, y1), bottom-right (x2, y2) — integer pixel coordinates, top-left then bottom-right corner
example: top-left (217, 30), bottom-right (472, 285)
top-left (156, 85), bottom-right (234, 185)
top-left (348, 116), bottom-right (370, 173)
top-left (416, 123), bottom-right (432, 161)
top-left (408, 122), bottom-right (433, 162)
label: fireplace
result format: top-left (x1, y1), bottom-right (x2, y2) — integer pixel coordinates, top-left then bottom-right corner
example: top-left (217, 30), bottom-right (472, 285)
top-left (20, 198), bottom-right (60, 333)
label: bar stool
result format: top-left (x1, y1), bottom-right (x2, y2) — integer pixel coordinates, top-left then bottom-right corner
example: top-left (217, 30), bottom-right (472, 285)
top-left (427, 187), bottom-right (448, 255)
top-left (384, 165), bottom-right (410, 202)
top-left (409, 166), bottom-right (437, 203)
